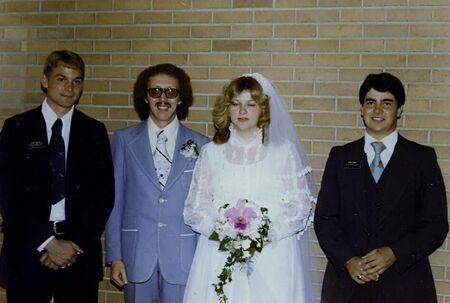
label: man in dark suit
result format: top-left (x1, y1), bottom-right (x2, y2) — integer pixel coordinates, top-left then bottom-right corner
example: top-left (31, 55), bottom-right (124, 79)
top-left (0, 50), bottom-right (115, 302)
top-left (314, 72), bottom-right (448, 303)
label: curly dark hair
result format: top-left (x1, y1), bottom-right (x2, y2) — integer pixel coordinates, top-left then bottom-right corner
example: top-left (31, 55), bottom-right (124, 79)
top-left (134, 63), bottom-right (193, 121)
top-left (213, 76), bottom-right (270, 144)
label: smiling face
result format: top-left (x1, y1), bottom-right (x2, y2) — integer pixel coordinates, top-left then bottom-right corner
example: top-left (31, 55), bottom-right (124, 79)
top-left (146, 73), bottom-right (181, 128)
top-left (41, 62), bottom-right (83, 117)
top-left (228, 90), bottom-right (261, 140)
top-left (361, 88), bottom-right (403, 140)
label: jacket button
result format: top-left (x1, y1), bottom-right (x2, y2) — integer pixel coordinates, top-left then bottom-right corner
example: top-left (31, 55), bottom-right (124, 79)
top-left (159, 198), bottom-right (166, 204)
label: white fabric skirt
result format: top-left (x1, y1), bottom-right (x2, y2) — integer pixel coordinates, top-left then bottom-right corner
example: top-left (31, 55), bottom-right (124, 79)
top-left (183, 234), bottom-right (308, 303)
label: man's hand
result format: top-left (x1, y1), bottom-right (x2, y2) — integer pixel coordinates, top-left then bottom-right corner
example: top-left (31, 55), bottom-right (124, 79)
top-left (111, 260), bottom-right (128, 287)
top-left (40, 251), bottom-right (59, 270)
top-left (361, 246), bottom-right (396, 276)
top-left (345, 256), bottom-right (380, 284)
top-left (44, 239), bottom-right (83, 268)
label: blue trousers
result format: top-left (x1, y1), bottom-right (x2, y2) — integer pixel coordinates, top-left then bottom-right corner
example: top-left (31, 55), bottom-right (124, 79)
top-left (124, 263), bottom-right (185, 303)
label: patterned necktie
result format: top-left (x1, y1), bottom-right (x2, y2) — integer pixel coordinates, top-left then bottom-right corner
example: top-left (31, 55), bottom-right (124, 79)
top-left (370, 141), bottom-right (386, 183)
top-left (154, 130), bottom-right (172, 189)
top-left (50, 119), bottom-right (65, 204)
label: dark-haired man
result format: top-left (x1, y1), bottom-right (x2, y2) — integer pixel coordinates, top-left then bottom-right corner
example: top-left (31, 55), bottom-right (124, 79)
top-left (0, 50), bottom-right (114, 302)
top-left (315, 72), bottom-right (448, 303)
top-left (105, 64), bottom-right (208, 303)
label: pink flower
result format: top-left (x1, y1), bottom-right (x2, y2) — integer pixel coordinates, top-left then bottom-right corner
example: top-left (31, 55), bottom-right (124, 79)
top-left (224, 199), bottom-right (257, 231)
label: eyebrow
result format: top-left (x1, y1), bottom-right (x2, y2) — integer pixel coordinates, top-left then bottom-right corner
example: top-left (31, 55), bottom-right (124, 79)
top-left (364, 97), bottom-right (394, 102)
top-left (53, 73), bottom-right (83, 80)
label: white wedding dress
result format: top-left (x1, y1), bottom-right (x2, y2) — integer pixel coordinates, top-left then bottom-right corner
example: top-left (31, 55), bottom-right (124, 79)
top-left (183, 128), bottom-right (315, 303)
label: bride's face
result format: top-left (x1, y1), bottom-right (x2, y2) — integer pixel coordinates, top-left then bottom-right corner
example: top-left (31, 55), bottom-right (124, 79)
top-left (228, 90), bottom-right (261, 140)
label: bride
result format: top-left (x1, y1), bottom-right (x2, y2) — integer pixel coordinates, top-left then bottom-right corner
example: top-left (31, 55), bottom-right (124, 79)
top-left (183, 73), bottom-right (316, 303)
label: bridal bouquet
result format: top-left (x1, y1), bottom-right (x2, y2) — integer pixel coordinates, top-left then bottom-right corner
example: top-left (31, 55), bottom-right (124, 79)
top-left (209, 199), bottom-right (271, 303)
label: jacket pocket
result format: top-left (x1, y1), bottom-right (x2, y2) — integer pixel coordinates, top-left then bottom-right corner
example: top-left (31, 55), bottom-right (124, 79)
top-left (179, 233), bottom-right (197, 272)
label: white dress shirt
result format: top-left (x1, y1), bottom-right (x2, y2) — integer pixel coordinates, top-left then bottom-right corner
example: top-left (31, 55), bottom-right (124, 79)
top-left (38, 99), bottom-right (74, 250)
top-left (147, 117), bottom-right (180, 161)
top-left (364, 130), bottom-right (398, 168)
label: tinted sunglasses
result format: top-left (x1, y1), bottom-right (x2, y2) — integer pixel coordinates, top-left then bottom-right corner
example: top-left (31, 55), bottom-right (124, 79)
top-left (147, 87), bottom-right (180, 99)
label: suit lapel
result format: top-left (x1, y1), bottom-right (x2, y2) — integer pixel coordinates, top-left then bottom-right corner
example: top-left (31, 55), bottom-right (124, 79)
top-left (164, 124), bottom-right (194, 191)
top-left (28, 107), bottom-right (49, 148)
top-left (25, 107), bottom-right (51, 183)
top-left (346, 138), bottom-right (372, 228)
top-left (377, 136), bottom-right (412, 224)
top-left (128, 122), bottom-right (160, 189)
top-left (66, 110), bottom-right (81, 176)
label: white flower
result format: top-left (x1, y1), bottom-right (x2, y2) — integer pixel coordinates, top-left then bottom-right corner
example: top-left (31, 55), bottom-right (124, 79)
top-left (209, 199), bottom-right (271, 303)
top-left (241, 239), bottom-right (251, 250)
top-left (179, 139), bottom-right (199, 158)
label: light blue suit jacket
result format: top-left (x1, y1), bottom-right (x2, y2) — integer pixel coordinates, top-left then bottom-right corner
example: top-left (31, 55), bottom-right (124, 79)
top-left (105, 121), bottom-right (208, 284)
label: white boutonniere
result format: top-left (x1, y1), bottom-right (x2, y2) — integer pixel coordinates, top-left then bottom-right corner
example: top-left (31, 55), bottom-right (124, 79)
top-left (179, 139), bottom-right (199, 158)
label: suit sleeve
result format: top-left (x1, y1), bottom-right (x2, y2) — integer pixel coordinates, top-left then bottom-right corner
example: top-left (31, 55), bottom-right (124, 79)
top-left (390, 147), bottom-right (448, 273)
top-left (69, 123), bottom-right (115, 249)
top-left (314, 147), bottom-right (356, 276)
top-left (105, 131), bottom-right (125, 262)
top-left (0, 120), bottom-right (14, 221)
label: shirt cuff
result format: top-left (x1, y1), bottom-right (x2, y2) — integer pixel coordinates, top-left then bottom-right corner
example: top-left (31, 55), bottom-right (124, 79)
top-left (37, 236), bottom-right (55, 252)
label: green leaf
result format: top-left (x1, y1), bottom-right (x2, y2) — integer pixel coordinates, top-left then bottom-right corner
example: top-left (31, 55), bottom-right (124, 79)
top-left (209, 231), bottom-right (219, 241)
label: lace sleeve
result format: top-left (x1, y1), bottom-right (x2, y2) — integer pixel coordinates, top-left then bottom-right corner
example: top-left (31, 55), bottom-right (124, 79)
top-left (183, 145), bottom-right (217, 236)
top-left (269, 143), bottom-right (316, 242)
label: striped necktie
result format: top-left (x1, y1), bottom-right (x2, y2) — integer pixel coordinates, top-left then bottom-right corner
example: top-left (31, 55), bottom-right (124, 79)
top-left (153, 130), bottom-right (172, 189)
top-left (370, 141), bottom-right (386, 183)
top-left (50, 118), bottom-right (65, 204)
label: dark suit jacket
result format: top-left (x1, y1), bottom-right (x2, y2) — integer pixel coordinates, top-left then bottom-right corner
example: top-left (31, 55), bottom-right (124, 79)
top-left (314, 135), bottom-right (448, 303)
top-left (0, 106), bottom-right (114, 284)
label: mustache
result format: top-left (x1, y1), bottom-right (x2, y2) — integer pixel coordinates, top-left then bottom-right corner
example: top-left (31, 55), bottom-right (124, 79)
top-left (155, 101), bottom-right (172, 107)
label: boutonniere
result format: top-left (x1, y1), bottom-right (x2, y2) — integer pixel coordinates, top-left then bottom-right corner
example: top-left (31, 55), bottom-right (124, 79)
top-left (179, 139), bottom-right (199, 158)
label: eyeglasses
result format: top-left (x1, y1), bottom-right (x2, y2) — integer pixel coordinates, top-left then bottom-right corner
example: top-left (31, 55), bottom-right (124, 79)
top-left (147, 87), bottom-right (180, 99)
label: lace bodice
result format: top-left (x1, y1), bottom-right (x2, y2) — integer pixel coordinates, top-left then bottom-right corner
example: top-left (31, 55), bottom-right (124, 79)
top-left (184, 129), bottom-right (315, 242)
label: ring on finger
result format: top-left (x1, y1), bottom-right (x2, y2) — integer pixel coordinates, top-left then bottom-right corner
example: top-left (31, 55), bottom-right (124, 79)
top-left (357, 274), bottom-right (363, 280)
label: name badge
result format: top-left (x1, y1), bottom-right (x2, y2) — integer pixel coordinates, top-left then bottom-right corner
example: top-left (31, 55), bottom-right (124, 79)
top-left (27, 140), bottom-right (45, 149)
top-left (343, 160), bottom-right (360, 168)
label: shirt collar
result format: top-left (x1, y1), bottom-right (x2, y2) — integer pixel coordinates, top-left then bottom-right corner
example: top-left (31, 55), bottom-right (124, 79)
top-left (147, 117), bottom-right (179, 139)
top-left (41, 98), bottom-right (74, 135)
top-left (364, 130), bottom-right (398, 155)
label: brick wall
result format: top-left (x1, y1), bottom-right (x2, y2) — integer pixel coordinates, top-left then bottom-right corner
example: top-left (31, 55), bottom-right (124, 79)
top-left (0, 0), bottom-right (449, 302)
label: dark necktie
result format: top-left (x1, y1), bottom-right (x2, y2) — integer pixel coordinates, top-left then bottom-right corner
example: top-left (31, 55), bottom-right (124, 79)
top-left (50, 119), bottom-right (65, 204)
top-left (370, 141), bottom-right (386, 183)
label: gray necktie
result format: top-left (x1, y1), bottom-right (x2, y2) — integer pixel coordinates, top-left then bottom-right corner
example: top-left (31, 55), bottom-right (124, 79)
top-left (153, 130), bottom-right (172, 189)
top-left (370, 141), bottom-right (386, 183)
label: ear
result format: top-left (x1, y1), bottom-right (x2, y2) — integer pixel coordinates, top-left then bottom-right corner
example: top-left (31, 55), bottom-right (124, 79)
top-left (396, 105), bottom-right (404, 119)
top-left (41, 74), bottom-right (49, 90)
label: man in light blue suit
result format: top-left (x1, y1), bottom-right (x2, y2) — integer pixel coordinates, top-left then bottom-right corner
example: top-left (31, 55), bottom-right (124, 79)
top-left (105, 64), bottom-right (209, 303)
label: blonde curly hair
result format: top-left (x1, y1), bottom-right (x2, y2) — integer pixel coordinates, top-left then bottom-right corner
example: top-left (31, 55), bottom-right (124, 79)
top-left (213, 76), bottom-right (270, 144)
